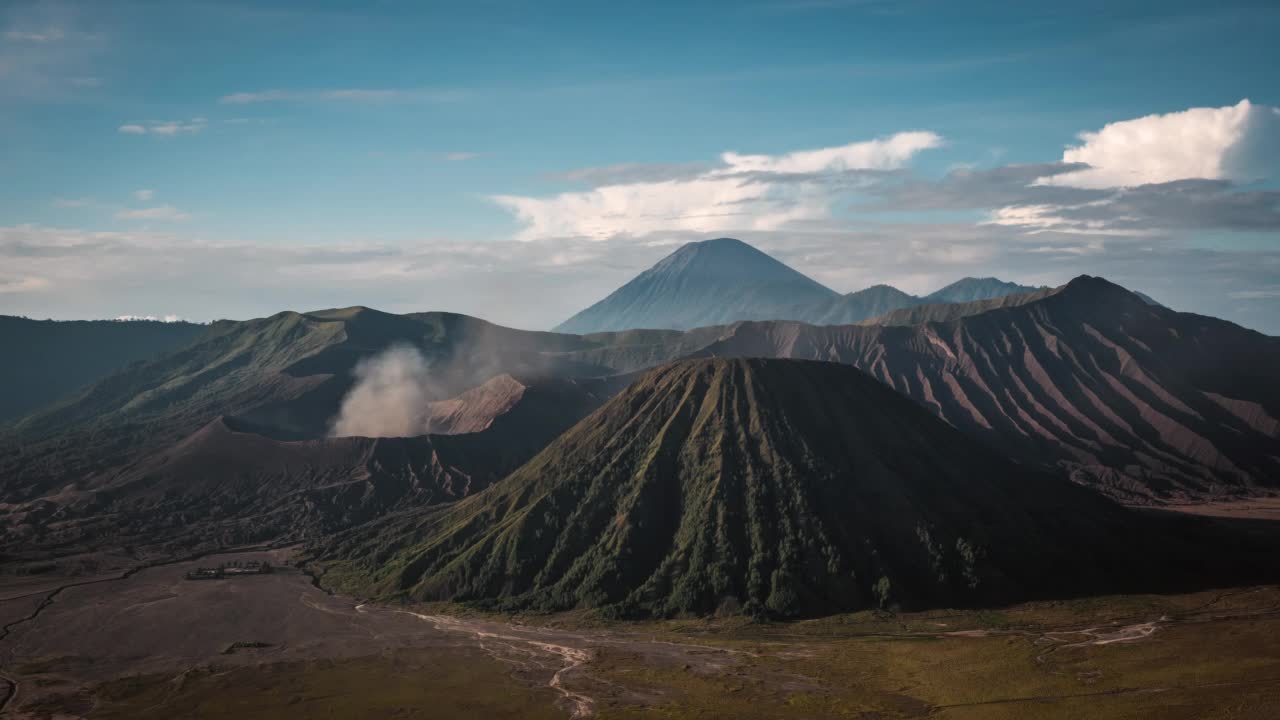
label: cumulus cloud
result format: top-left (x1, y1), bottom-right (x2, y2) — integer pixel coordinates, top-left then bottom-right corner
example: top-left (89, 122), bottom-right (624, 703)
top-left (114, 205), bottom-right (191, 221)
top-left (1035, 100), bottom-right (1271, 189)
top-left (117, 119), bottom-right (207, 136)
top-left (854, 102), bottom-right (1280, 236)
top-left (496, 132), bottom-right (942, 240)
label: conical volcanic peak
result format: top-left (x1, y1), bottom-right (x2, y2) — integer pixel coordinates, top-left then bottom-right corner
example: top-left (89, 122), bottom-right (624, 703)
top-left (322, 357), bottom-right (1213, 618)
top-left (553, 238), bottom-right (837, 333)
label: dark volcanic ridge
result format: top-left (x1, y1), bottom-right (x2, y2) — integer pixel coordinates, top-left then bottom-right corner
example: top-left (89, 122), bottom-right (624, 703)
top-left (314, 358), bottom-right (1271, 619)
top-left (685, 276), bottom-right (1280, 502)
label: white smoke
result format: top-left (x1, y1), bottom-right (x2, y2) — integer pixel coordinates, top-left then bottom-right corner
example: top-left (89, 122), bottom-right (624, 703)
top-left (329, 344), bottom-right (434, 438)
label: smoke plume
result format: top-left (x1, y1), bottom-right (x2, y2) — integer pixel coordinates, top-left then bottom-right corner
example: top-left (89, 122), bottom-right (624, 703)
top-left (329, 344), bottom-right (433, 437)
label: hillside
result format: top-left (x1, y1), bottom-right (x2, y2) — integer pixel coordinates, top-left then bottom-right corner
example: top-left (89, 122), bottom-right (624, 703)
top-left (863, 285), bottom-right (1058, 325)
top-left (0, 416), bottom-right (524, 565)
top-left (688, 277), bottom-right (1280, 501)
top-left (553, 237), bottom-right (838, 333)
top-left (315, 358), bottom-right (1253, 618)
top-left (795, 284), bottom-right (923, 325)
top-left (5, 271), bottom-right (1274, 546)
top-left (0, 307), bottom-right (616, 505)
top-left (0, 316), bottom-right (206, 424)
top-left (923, 277), bottom-right (1043, 304)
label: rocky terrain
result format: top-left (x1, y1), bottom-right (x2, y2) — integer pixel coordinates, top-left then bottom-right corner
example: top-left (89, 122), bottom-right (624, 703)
top-left (313, 358), bottom-right (1273, 617)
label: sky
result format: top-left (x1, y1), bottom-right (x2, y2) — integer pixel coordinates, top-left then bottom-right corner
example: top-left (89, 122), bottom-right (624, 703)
top-left (2, 0), bottom-right (1278, 332)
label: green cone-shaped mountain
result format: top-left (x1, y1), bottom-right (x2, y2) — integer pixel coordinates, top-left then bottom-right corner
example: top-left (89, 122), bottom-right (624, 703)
top-left (318, 358), bottom-right (1222, 618)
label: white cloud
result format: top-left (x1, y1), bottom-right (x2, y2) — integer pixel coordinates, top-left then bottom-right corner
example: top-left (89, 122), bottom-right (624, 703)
top-left (114, 206), bottom-right (191, 222)
top-left (113, 314), bottom-right (186, 323)
top-left (133, 189), bottom-right (154, 201)
top-left (721, 131), bottom-right (942, 174)
top-left (444, 151), bottom-right (480, 161)
top-left (495, 132), bottom-right (942, 241)
top-left (117, 119), bottom-right (207, 136)
top-left (1035, 100), bottom-right (1261, 188)
top-left (4, 28), bottom-right (65, 42)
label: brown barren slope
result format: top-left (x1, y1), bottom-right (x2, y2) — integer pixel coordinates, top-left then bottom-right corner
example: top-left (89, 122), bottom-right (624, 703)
top-left (688, 277), bottom-right (1280, 502)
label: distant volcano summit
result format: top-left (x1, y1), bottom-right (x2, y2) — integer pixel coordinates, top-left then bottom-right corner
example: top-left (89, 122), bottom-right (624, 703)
top-left (554, 237), bottom-right (838, 333)
top-left (553, 237), bottom-right (1045, 333)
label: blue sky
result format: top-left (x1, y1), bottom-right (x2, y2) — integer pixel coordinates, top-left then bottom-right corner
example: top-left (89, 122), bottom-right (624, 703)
top-left (2, 0), bottom-right (1278, 331)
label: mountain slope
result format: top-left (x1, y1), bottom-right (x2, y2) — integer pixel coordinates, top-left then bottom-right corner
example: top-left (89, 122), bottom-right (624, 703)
top-left (0, 316), bottom-right (206, 424)
top-left (862, 286), bottom-right (1057, 326)
top-left (422, 374), bottom-right (628, 436)
top-left (923, 277), bottom-right (1042, 304)
top-left (553, 238), bottom-right (837, 333)
top-left (690, 277), bottom-right (1280, 501)
top-left (316, 358), bottom-right (1249, 618)
top-left (796, 284), bottom-right (923, 325)
top-left (2, 417), bottom-right (527, 563)
top-left (0, 307), bottom-right (616, 504)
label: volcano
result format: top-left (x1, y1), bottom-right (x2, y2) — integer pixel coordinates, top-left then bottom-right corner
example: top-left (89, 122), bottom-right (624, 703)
top-left (318, 358), bottom-right (1247, 618)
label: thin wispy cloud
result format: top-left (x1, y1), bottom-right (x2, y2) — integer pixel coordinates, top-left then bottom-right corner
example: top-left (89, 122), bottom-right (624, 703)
top-left (4, 28), bottom-right (65, 42)
top-left (114, 206), bottom-right (191, 222)
top-left (444, 152), bottom-right (481, 161)
top-left (53, 197), bottom-right (99, 209)
top-left (133, 189), bottom-right (154, 201)
top-left (0, 1), bottom-right (106, 100)
top-left (218, 88), bottom-right (466, 104)
top-left (117, 119), bottom-right (207, 136)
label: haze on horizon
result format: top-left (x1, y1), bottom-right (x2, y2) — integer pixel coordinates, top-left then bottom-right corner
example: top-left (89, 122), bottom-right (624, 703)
top-left (2, 0), bottom-right (1278, 333)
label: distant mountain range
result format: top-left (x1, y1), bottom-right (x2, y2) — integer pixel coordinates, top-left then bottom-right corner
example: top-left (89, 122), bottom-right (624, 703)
top-left (3, 240), bottom-right (1277, 608)
top-left (554, 237), bottom-right (1043, 332)
top-left (315, 358), bottom-right (1270, 617)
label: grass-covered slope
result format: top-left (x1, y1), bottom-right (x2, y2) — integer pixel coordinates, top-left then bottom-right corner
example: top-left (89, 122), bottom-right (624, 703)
top-left (317, 358), bottom-right (1237, 618)
top-left (0, 316), bottom-right (207, 424)
top-left (0, 307), bottom-right (615, 503)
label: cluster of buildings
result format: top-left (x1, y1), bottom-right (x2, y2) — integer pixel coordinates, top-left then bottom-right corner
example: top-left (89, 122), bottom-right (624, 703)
top-left (184, 560), bottom-right (274, 580)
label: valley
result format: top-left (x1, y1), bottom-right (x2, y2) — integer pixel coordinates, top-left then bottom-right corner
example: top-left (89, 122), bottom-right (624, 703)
top-left (2, 549), bottom-right (1277, 719)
